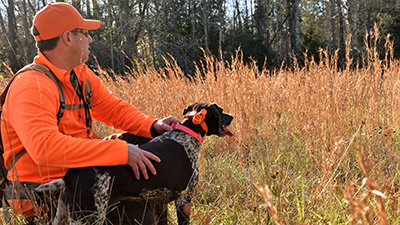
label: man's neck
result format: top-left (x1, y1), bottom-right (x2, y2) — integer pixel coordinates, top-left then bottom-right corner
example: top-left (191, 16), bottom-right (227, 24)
top-left (41, 50), bottom-right (76, 72)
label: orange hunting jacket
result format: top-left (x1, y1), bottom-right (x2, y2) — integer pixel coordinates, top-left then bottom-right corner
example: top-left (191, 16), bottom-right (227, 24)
top-left (1, 51), bottom-right (157, 184)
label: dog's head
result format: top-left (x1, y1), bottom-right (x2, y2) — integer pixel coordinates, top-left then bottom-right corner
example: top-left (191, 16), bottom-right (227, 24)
top-left (183, 103), bottom-right (233, 137)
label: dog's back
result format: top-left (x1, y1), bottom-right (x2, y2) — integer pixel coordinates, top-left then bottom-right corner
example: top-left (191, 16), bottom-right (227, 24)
top-left (113, 130), bottom-right (198, 204)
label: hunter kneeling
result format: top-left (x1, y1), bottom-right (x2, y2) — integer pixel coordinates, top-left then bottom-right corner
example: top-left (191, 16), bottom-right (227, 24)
top-left (0, 2), bottom-right (179, 224)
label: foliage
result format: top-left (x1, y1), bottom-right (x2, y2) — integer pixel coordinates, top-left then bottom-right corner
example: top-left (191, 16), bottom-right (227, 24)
top-left (299, 0), bottom-right (326, 63)
top-left (221, 29), bottom-right (269, 70)
top-left (1, 0), bottom-right (400, 75)
top-left (380, 6), bottom-right (400, 58)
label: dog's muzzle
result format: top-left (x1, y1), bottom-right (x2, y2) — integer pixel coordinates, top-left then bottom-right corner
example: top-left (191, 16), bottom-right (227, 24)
top-left (218, 126), bottom-right (234, 137)
top-left (218, 113), bottom-right (234, 137)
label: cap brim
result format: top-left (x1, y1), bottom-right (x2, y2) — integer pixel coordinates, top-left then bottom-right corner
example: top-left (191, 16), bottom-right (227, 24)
top-left (78, 20), bottom-right (101, 30)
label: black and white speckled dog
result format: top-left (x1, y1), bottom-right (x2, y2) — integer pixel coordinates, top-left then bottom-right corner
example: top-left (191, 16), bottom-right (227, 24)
top-left (117, 103), bottom-right (233, 224)
top-left (38, 103), bottom-right (233, 224)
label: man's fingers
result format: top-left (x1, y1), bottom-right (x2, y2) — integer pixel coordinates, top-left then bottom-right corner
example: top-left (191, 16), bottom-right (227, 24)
top-left (138, 160), bottom-right (149, 180)
top-left (154, 116), bottom-right (180, 135)
top-left (127, 144), bottom-right (161, 179)
top-left (142, 151), bottom-right (159, 175)
top-left (165, 116), bottom-right (179, 125)
top-left (158, 119), bottom-right (174, 130)
top-left (161, 123), bottom-right (173, 132)
top-left (143, 150), bottom-right (161, 163)
top-left (142, 155), bottom-right (157, 176)
top-left (131, 163), bottom-right (140, 180)
top-left (173, 117), bottom-right (179, 123)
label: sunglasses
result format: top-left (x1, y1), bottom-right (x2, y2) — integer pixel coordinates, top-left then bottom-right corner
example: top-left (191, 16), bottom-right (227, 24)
top-left (71, 29), bottom-right (90, 37)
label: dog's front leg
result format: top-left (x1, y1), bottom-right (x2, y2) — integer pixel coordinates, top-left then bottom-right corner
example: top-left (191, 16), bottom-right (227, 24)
top-left (177, 202), bottom-right (191, 225)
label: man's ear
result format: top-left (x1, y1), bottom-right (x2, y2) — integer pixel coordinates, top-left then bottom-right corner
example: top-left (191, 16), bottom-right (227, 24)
top-left (61, 31), bottom-right (73, 47)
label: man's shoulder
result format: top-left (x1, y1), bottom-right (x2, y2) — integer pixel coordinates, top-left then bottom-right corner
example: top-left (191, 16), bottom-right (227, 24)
top-left (10, 69), bottom-right (59, 94)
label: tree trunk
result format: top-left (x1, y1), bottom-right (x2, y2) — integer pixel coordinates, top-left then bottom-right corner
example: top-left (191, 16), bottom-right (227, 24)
top-left (203, 0), bottom-right (209, 56)
top-left (244, 0), bottom-right (249, 29)
top-left (288, 0), bottom-right (299, 56)
top-left (276, 4), bottom-right (281, 61)
top-left (218, 0), bottom-right (224, 60)
top-left (122, 0), bottom-right (132, 59)
top-left (232, 0), bottom-right (236, 48)
top-left (22, 0), bottom-right (35, 61)
top-left (107, 0), bottom-right (114, 71)
top-left (86, 0), bottom-right (91, 17)
top-left (235, 0), bottom-right (242, 30)
top-left (191, 0), bottom-right (196, 58)
top-left (0, 11), bottom-right (6, 34)
top-left (155, 0), bottom-right (162, 66)
top-left (163, 0), bottom-right (167, 46)
top-left (329, 0), bottom-right (336, 51)
top-left (146, 4), bottom-right (154, 62)
top-left (265, 0), bottom-right (271, 58)
top-left (92, 0), bottom-right (100, 18)
top-left (173, 0), bottom-right (177, 44)
top-left (255, 0), bottom-right (264, 38)
top-left (72, 0), bottom-right (82, 14)
top-left (337, 0), bottom-right (345, 61)
top-left (91, 0), bottom-right (100, 42)
top-left (118, 0), bottom-right (125, 75)
top-left (132, 1), bottom-right (149, 46)
top-left (347, 0), bottom-right (359, 56)
top-left (7, 0), bottom-right (18, 71)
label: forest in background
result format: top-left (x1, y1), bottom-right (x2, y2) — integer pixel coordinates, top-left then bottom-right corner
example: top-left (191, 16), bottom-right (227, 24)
top-left (1, 0), bottom-right (400, 76)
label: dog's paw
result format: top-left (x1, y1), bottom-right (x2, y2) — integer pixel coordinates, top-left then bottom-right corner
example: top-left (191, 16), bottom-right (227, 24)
top-left (34, 178), bottom-right (65, 192)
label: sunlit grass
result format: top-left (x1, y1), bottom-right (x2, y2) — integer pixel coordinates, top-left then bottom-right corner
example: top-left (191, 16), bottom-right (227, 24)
top-left (1, 29), bottom-right (400, 224)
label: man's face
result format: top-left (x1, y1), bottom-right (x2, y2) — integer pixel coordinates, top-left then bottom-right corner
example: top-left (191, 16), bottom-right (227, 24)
top-left (71, 29), bottom-right (92, 64)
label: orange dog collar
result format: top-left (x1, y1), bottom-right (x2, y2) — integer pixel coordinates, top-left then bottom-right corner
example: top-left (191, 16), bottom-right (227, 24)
top-left (184, 109), bottom-right (208, 134)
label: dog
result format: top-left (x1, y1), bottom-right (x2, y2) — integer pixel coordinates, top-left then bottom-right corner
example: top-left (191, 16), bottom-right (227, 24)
top-left (113, 103), bottom-right (233, 224)
top-left (37, 103), bottom-right (233, 224)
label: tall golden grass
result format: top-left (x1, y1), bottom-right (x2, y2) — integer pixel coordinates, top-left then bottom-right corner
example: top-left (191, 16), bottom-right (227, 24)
top-left (1, 28), bottom-right (399, 224)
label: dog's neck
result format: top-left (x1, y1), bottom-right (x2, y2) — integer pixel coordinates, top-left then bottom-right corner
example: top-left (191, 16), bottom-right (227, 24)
top-left (152, 129), bottom-right (202, 171)
top-left (171, 123), bottom-right (203, 142)
top-left (180, 119), bottom-right (207, 137)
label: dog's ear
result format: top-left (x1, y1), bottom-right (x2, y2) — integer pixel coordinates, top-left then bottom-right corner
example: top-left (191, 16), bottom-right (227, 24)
top-left (183, 104), bottom-right (195, 116)
top-left (210, 103), bottom-right (222, 120)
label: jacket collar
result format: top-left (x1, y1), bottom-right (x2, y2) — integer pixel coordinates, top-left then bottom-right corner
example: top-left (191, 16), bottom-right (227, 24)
top-left (33, 51), bottom-right (88, 85)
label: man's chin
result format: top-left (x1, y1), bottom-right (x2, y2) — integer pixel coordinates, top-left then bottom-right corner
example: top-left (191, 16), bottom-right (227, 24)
top-left (80, 56), bottom-right (89, 64)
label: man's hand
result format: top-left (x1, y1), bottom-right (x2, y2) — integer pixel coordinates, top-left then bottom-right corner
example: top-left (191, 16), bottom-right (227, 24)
top-left (127, 144), bottom-right (161, 180)
top-left (152, 116), bottom-right (180, 135)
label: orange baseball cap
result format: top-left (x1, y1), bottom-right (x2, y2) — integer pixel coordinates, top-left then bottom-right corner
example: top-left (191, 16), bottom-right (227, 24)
top-left (32, 2), bottom-right (100, 41)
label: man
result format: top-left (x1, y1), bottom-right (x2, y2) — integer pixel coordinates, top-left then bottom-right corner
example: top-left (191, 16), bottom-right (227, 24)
top-left (1, 2), bottom-right (178, 223)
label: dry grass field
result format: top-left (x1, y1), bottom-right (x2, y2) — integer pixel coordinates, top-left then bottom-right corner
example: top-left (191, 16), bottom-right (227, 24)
top-left (1, 32), bottom-right (399, 224)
